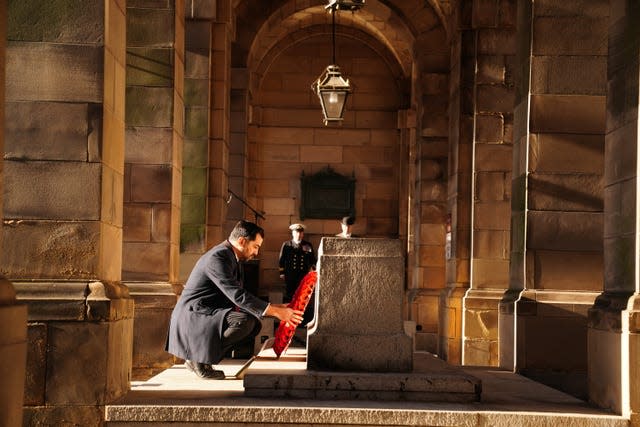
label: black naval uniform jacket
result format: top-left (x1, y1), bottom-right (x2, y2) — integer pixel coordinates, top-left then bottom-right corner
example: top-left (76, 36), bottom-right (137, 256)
top-left (278, 239), bottom-right (316, 299)
top-left (166, 240), bottom-right (268, 364)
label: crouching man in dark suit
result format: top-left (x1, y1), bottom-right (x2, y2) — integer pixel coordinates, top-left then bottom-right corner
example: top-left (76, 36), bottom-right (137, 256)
top-left (166, 220), bottom-right (304, 379)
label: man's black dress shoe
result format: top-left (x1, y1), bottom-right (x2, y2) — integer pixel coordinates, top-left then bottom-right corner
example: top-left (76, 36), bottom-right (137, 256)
top-left (184, 360), bottom-right (225, 379)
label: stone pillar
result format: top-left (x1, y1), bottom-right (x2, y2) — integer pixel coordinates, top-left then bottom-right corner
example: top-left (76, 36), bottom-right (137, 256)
top-left (413, 10), bottom-right (449, 352)
top-left (4, 1), bottom-right (133, 424)
top-left (208, 0), bottom-right (233, 244)
top-left (0, 280), bottom-right (27, 427)
top-left (441, 4), bottom-right (475, 365)
top-left (407, 51), bottom-right (451, 354)
top-left (227, 72), bottom-right (250, 227)
top-left (308, 238), bottom-right (412, 372)
top-left (403, 106), bottom-right (436, 353)
top-left (124, 0), bottom-right (185, 378)
top-left (501, 0), bottom-right (607, 399)
top-left (499, 0), bottom-right (533, 373)
top-left (181, 12), bottom-right (213, 280)
top-left (0, 3), bottom-right (28, 425)
top-left (124, 0), bottom-right (183, 284)
top-left (588, 1), bottom-right (640, 420)
top-left (459, 0), bottom-right (516, 368)
top-left (179, 0), bottom-right (236, 277)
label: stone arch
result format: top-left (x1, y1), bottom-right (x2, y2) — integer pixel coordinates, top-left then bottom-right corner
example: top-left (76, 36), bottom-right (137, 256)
top-left (245, 2), bottom-right (415, 78)
top-left (244, 23), bottom-right (409, 289)
top-left (251, 24), bottom-right (408, 105)
top-left (232, 0), bottom-right (451, 75)
top-left (227, 0), bottom-right (452, 297)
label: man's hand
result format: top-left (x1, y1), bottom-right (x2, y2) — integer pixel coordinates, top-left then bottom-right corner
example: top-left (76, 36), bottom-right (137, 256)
top-left (265, 303), bottom-right (304, 328)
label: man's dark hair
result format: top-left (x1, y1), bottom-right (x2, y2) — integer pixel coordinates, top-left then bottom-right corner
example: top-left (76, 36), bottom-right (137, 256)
top-left (229, 220), bottom-right (264, 242)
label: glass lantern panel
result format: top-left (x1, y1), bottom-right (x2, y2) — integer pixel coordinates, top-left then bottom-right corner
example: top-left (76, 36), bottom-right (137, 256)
top-left (320, 91), bottom-right (347, 120)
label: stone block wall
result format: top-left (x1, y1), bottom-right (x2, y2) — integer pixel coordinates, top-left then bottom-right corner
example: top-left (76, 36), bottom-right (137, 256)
top-left (227, 73), bottom-right (251, 231)
top-left (3, 1), bottom-right (135, 424)
top-left (124, 0), bottom-right (185, 378)
top-left (123, 0), bottom-right (183, 283)
top-left (438, 2), bottom-right (476, 364)
top-left (410, 14), bottom-right (450, 352)
top-left (19, 282), bottom-right (133, 426)
top-left (525, 0), bottom-right (608, 279)
top-left (463, 0), bottom-right (516, 367)
top-left (503, 0), bottom-right (607, 398)
top-left (128, 283), bottom-right (177, 379)
top-left (180, 18), bottom-right (212, 280)
top-left (4, 0), bottom-right (107, 280)
top-left (250, 25), bottom-right (403, 290)
top-left (0, 281), bottom-right (27, 427)
top-left (0, 5), bottom-right (28, 424)
top-left (523, 0), bottom-right (606, 396)
top-left (206, 13), bottom-right (233, 247)
top-left (4, 0), bottom-right (126, 283)
top-left (589, 0), bottom-right (640, 417)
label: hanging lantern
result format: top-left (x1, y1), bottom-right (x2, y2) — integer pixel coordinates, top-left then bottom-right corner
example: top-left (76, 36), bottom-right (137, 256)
top-left (312, 65), bottom-right (351, 125)
top-left (311, 1), bottom-right (363, 125)
top-left (325, 0), bottom-right (365, 11)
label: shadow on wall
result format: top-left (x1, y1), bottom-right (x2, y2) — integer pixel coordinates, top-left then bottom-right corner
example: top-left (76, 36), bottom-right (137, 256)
top-left (513, 296), bottom-right (589, 401)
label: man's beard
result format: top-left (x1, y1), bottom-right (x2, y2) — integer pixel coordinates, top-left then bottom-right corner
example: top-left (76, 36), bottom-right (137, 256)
top-left (240, 250), bottom-right (254, 261)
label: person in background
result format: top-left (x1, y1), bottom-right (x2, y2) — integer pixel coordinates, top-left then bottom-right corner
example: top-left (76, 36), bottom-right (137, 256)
top-left (278, 223), bottom-right (317, 326)
top-left (336, 215), bottom-right (356, 238)
top-left (166, 220), bottom-right (303, 379)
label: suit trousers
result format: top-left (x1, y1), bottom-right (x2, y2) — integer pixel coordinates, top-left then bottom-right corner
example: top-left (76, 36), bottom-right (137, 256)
top-left (221, 310), bottom-right (259, 355)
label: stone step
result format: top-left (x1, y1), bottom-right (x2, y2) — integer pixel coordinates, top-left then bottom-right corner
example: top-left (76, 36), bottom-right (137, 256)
top-left (242, 347), bottom-right (481, 402)
top-left (105, 350), bottom-right (628, 427)
top-left (106, 404), bottom-right (628, 427)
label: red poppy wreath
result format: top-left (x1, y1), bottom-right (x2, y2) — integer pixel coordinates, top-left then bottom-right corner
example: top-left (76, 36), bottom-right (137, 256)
top-left (272, 270), bottom-right (318, 357)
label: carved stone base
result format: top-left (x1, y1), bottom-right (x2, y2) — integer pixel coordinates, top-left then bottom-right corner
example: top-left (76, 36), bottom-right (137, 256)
top-left (501, 289), bottom-right (599, 399)
top-left (127, 282), bottom-right (178, 380)
top-left (0, 278), bottom-right (27, 427)
top-left (16, 281), bottom-right (134, 426)
top-left (588, 292), bottom-right (640, 415)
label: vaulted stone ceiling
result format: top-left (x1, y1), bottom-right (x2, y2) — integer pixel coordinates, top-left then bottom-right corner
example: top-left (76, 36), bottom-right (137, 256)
top-left (232, 0), bottom-right (451, 89)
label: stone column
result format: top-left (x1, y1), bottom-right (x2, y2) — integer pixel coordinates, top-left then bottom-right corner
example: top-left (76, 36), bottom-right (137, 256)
top-left (0, 280), bottom-right (26, 427)
top-left (402, 106), bottom-right (432, 352)
top-left (124, 0), bottom-right (185, 378)
top-left (227, 71), bottom-right (250, 227)
top-left (208, 0), bottom-right (233, 244)
top-left (308, 238), bottom-right (412, 372)
top-left (500, 0), bottom-right (607, 399)
top-left (455, 0), bottom-right (517, 368)
top-left (407, 59), bottom-right (451, 355)
top-left (4, 1), bottom-right (133, 424)
top-left (181, 10), bottom-right (213, 282)
top-left (441, 4), bottom-right (475, 365)
top-left (588, 1), bottom-right (640, 420)
top-left (124, 0), bottom-right (183, 284)
top-left (0, 3), bottom-right (28, 425)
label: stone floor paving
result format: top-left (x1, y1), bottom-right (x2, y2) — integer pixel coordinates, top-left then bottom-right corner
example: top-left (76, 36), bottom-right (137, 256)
top-left (106, 347), bottom-right (629, 427)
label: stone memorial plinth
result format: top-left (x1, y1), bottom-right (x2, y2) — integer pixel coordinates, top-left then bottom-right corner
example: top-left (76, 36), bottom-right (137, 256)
top-left (307, 237), bottom-right (412, 372)
top-left (243, 237), bottom-right (481, 403)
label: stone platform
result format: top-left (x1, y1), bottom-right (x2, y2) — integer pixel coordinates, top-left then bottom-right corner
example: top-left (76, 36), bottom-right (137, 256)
top-left (105, 347), bottom-right (628, 427)
top-left (243, 346), bottom-right (481, 402)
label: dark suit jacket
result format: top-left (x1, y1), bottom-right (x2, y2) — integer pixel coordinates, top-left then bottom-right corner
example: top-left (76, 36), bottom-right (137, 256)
top-left (166, 240), bottom-right (269, 364)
